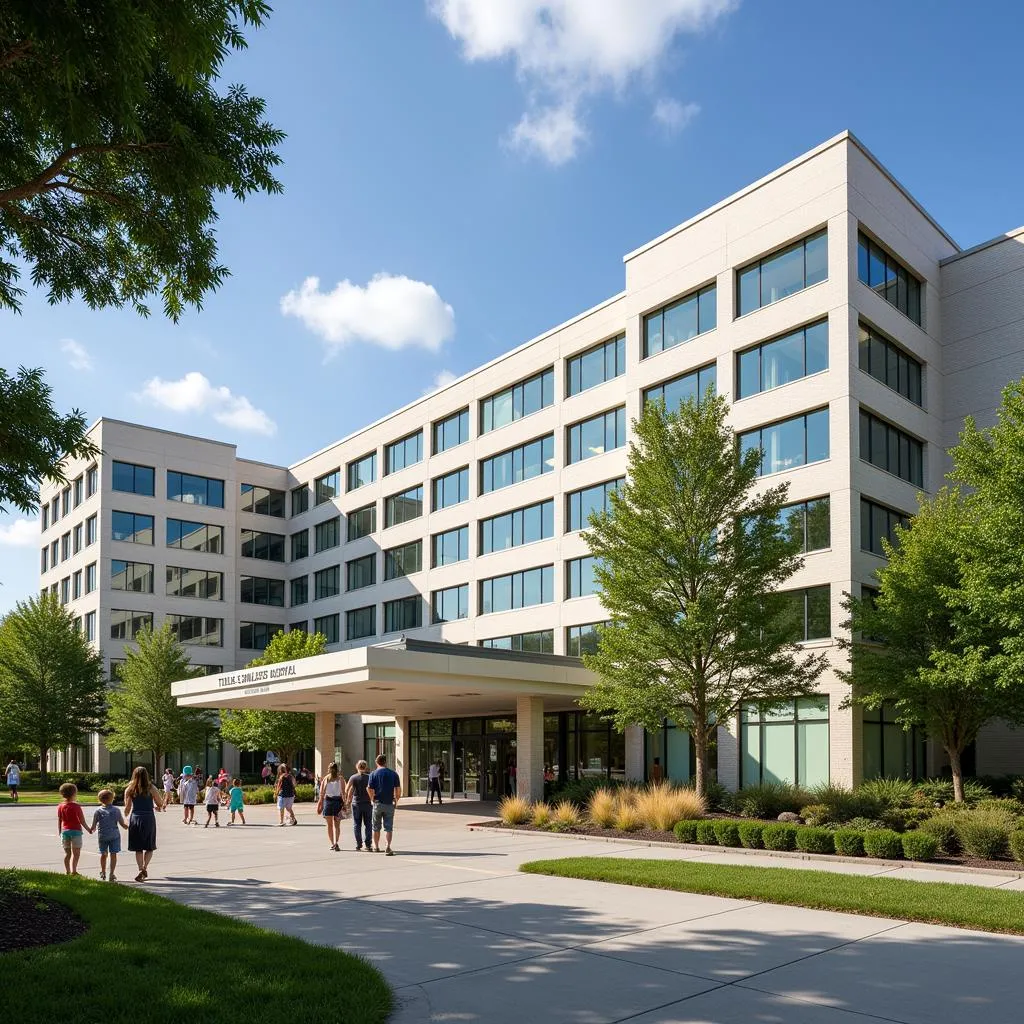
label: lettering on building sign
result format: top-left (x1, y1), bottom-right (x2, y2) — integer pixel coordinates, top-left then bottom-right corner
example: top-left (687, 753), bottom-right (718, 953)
top-left (217, 664), bottom-right (298, 689)
top-left (244, 686), bottom-right (271, 696)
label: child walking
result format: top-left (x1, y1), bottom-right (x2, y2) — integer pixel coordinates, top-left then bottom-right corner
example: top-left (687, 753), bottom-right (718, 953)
top-left (92, 789), bottom-right (127, 880)
top-left (56, 783), bottom-right (92, 875)
top-left (228, 778), bottom-right (246, 825)
top-left (203, 776), bottom-right (221, 828)
top-left (178, 766), bottom-right (199, 825)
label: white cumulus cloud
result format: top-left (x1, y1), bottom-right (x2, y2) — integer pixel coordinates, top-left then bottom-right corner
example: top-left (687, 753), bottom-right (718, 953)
top-left (139, 372), bottom-right (276, 436)
top-left (60, 338), bottom-right (93, 371)
top-left (280, 274), bottom-right (455, 355)
top-left (0, 518), bottom-right (39, 547)
top-left (653, 97), bottom-right (700, 133)
top-left (423, 368), bottom-right (458, 395)
top-left (429, 0), bottom-right (734, 163)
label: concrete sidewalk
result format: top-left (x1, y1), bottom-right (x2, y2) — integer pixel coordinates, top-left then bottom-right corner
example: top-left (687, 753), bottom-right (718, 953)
top-left (3, 799), bottom-right (1022, 1023)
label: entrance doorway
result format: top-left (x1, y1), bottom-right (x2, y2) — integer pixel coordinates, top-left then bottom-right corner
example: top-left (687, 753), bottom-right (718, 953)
top-left (453, 737), bottom-right (482, 798)
top-left (485, 735), bottom-right (517, 800)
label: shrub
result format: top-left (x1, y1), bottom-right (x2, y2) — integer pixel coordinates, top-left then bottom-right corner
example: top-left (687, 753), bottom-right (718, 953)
top-left (796, 826), bottom-right (835, 855)
top-left (498, 795), bottom-right (532, 826)
top-left (919, 814), bottom-right (960, 855)
top-left (833, 829), bottom-right (865, 857)
top-left (674, 819), bottom-right (700, 843)
top-left (738, 821), bottom-right (765, 849)
top-left (550, 800), bottom-right (584, 832)
top-left (844, 817), bottom-right (887, 831)
top-left (702, 779), bottom-right (732, 812)
top-left (532, 802), bottom-right (552, 828)
top-left (809, 782), bottom-right (882, 823)
top-left (856, 777), bottom-right (916, 809)
top-left (954, 815), bottom-right (1010, 860)
top-left (713, 821), bottom-right (741, 847)
top-left (548, 775), bottom-right (631, 809)
top-left (901, 831), bottom-right (939, 862)
top-left (914, 778), bottom-right (992, 806)
top-left (893, 807), bottom-right (934, 831)
top-left (735, 782), bottom-right (809, 820)
top-left (633, 785), bottom-right (705, 832)
top-left (879, 808), bottom-right (909, 833)
top-left (762, 823), bottom-right (798, 851)
top-left (863, 829), bottom-right (903, 859)
top-left (587, 788), bottom-right (617, 829)
top-left (695, 820), bottom-right (719, 845)
top-left (799, 803), bottom-right (832, 827)
top-left (975, 798), bottom-right (1024, 820)
top-left (612, 797), bottom-right (643, 833)
top-left (1009, 830), bottom-right (1024, 865)
top-left (1012, 778), bottom-right (1024, 803)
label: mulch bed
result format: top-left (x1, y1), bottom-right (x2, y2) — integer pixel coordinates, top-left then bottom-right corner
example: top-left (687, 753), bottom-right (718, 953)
top-left (0, 877), bottom-right (88, 954)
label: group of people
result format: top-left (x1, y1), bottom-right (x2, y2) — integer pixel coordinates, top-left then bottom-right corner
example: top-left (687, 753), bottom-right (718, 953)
top-left (166, 766), bottom-right (247, 827)
top-left (316, 755), bottom-right (401, 854)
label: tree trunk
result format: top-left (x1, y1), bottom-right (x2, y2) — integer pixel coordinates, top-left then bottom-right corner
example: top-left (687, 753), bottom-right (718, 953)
top-left (38, 744), bottom-right (49, 786)
top-left (693, 729), bottom-right (708, 800)
top-left (947, 745), bottom-right (965, 803)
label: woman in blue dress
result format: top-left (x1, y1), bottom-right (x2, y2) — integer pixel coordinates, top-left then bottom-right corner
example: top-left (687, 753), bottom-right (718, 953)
top-left (123, 766), bottom-right (165, 882)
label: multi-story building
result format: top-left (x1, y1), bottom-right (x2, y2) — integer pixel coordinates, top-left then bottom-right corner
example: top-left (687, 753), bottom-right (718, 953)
top-left (40, 131), bottom-right (1024, 798)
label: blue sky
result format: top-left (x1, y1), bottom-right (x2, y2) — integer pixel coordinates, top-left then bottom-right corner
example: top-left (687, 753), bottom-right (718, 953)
top-left (2, 0), bottom-right (1022, 611)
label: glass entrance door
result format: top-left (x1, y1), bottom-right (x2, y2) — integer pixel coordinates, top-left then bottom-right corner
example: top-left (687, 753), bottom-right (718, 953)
top-left (484, 736), bottom-right (517, 800)
top-left (454, 737), bottom-right (482, 798)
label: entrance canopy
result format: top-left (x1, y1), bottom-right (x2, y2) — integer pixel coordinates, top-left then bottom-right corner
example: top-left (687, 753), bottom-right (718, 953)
top-left (172, 638), bottom-right (596, 718)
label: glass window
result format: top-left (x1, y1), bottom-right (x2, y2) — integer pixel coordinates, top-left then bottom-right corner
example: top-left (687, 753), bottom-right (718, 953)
top-left (857, 232), bottom-right (923, 325)
top-left (112, 510), bottom-right (154, 545)
top-left (777, 586), bottom-right (831, 641)
top-left (346, 606), bottom-right (375, 641)
top-left (736, 320), bottom-right (828, 399)
top-left (385, 485), bottom-right (423, 527)
top-left (776, 497), bottom-right (830, 553)
top-left (739, 408), bottom-right (830, 477)
top-left (73, 523), bottom-right (82, 553)
top-left (384, 596), bottom-right (422, 633)
top-left (480, 367), bottom-right (554, 433)
top-left (313, 613), bottom-right (340, 644)
top-left (240, 483), bottom-right (286, 517)
top-left (72, 570), bottom-right (82, 599)
top-left (42, 505), bottom-right (49, 532)
top-left (240, 575), bottom-right (285, 605)
top-left (566, 555), bottom-right (600, 598)
top-left (291, 485), bottom-right (310, 517)
top-left (313, 565), bottom-right (341, 600)
top-left (566, 621), bottom-right (610, 656)
top-left (239, 622), bottom-right (278, 651)
top-left (86, 465), bottom-right (98, 497)
top-left (346, 554), bottom-right (376, 592)
top-left (858, 322), bottom-right (923, 405)
top-left (432, 408), bottom-right (470, 454)
top-left (315, 469), bottom-right (340, 506)
top-left (432, 584), bottom-right (469, 623)
top-left (167, 615), bottom-right (223, 647)
top-left (480, 630), bottom-right (554, 653)
top-left (385, 540), bottom-right (422, 580)
top-left (290, 576), bottom-right (308, 606)
top-left (643, 284), bottom-right (717, 358)
top-left (346, 452), bottom-right (377, 492)
top-left (109, 609), bottom-right (154, 641)
top-left (85, 562), bottom-right (96, 593)
top-left (61, 487), bottom-right (71, 517)
top-left (479, 565), bottom-right (554, 614)
top-left (566, 478), bottom-right (622, 533)
top-left (167, 566), bottom-right (223, 600)
top-left (73, 476), bottom-right (83, 507)
top-left (290, 529), bottom-right (309, 561)
top-left (314, 516), bottom-right (341, 553)
top-left (84, 611), bottom-right (95, 642)
top-left (112, 461), bottom-right (155, 496)
top-left (166, 519), bottom-right (223, 553)
top-left (347, 504), bottom-right (376, 541)
top-left (40, 547), bottom-right (47, 573)
top-left (480, 436), bottom-right (555, 495)
top-left (860, 498), bottom-right (909, 557)
top-left (736, 230), bottom-right (828, 316)
top-left (741, 696), bottom-right (829, 788)
top-left (432, 467), bottom-right (469, 510)
top-left (168, 471), bottom-right (224, 508)
top-left (479, 499), bottom-right (554, 555)
top-left (385, 431), bottom-right (423, 475)
top-left (567, 335), bottom-right (626, 396)
top-left (110, 560), bottom-right (154, 593)
top-left (567, 408), bottom-right (626, 465)
top-left (432, 525), bottom-right (469, 567)
top-left (643, 364), bottom-right (717, 411)
top-left (240, 529), bottom-right (285, 562)
top-left (60, 532), bottom-right (70, 560)
top-left (859, 409), bottom-right (924, 486)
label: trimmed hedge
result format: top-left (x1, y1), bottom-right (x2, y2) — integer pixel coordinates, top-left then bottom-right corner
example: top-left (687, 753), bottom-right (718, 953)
top-left (863, 829), bottom-right (903, 860)
top-left (673, 819), bottom-right (700, 844)
top-left (833, 829), bottom-right (865, 857)
top-left (738, 821), bottom-right (764, 849)
top-left (796, 826), bottom-right (835, 855)
top-left (762, 823), bottom-right (798, 851)
top-left (1009, 830), bottom-right (1024, 865)
top-left (713, 820), bottom-right (741, 847)
top-left (919, 815), bottom-right (960, 855)
top-left (955, 818), bottom-right (1010, 860)
top-left (901, 831), bottom-right (938, 862)
top-left (695, 821), bottom-right (719, 845)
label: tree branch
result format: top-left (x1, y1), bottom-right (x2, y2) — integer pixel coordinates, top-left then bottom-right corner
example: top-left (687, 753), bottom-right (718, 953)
top-left (0, 38), bottom-right (33, 70)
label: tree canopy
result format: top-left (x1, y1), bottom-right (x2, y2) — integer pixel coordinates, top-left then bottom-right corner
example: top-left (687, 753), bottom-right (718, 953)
top-left (0, 1), bottom-right (284, 319)
top-left (580, 394), bottom-right (827, 796)
top-left (105, 624), bottom-right (217, 776)
top-left (0, 593), bottom-right (106, 781)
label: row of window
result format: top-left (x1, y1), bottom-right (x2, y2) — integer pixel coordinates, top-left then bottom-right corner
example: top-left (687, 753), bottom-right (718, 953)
top-left (41, 514), bottom-right (97, 571)
top-left (41, 466), bottom-right (99, 533)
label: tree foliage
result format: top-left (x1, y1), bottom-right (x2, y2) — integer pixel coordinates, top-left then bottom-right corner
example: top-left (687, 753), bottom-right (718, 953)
top-left (0, 365), bottom-right (99, 515)
top-left (104, 624), bottom-right (217, 775)
top-left (0, 593), bottom-right (105, 781)
top-left (218, 630), bottom-right (324, 768)
top-left (0, 1), bottom-right (284, 318)
top-left (580, 394), bottom-right (827, 796)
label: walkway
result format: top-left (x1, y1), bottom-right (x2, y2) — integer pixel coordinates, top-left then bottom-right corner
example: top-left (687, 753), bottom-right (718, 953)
top-left (2, 799), bottom-right (1022, 1023)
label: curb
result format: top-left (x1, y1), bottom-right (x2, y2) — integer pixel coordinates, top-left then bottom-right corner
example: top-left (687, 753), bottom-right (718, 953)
top-left (465, 822), bottom-right (1024, 880)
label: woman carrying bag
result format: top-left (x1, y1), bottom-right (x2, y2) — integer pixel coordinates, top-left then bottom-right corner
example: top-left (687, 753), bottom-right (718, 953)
top-left (316, 761), bottom-right (347, 851)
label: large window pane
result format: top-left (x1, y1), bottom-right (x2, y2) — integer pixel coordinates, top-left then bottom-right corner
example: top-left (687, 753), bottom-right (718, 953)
top-left (643, 284), bottom-right (716, 358)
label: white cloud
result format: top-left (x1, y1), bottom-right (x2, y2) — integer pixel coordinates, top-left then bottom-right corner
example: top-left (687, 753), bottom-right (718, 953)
top-left (0, 518), bottom-right (39, 547)
top-left (280, 274), bottom-right (455, 355)
top-left (429, 0), bottom-right (734, 162)
top-left (60, 338), bottom-right (93, 371)
top-left (138, 372), bottom-right (276, 436)
top-left (652, 97), bottom-right (700, 133)
top-left (423, 368), bottom-right (458, 395)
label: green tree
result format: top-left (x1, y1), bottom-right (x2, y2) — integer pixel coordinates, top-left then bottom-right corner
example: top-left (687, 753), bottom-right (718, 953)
top-left (105, 624), bottom-right (217, 776)
top-left (0, 1), bottom-right (284, 318)
top-left (580, 395), bottom-right (827, 797)
top-left (219, 630), bottom-right (324, 769)
top-left (840, 489), bottom-right (1019, 802)
top-left (0, 593), bottom-right (105, 782)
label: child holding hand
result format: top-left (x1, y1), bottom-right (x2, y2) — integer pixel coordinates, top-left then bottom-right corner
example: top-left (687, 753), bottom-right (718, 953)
top-left (92, 789), bottom-right (127, 881)
top-left (56, 783), bottom-right (92, 875)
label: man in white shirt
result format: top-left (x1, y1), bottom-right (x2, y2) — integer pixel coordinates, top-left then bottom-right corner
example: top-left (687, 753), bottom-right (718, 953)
top-left (6, 760), bottom-right (21, 802)
top-left (427, 760), bottom-right (443, 806)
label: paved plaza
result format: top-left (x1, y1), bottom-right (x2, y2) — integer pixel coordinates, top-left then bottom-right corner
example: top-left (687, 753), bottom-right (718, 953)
top-left (2, 799), bottom-right (1023, 1023)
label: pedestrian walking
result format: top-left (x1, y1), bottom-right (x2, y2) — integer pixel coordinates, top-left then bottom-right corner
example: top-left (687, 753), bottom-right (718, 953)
top-left (178, 765), bottom-right (198, 825)
top-left (162, 768), bottom-right (177, 804)
top-left (346, 760), bottom-right (373, 852)
top-left (56, 782), bottom-right (92, 874)
top-left (316, 762), bottom-right (346, 851)
top-left (366, 753), bottom-right (401, 856)
top-left (261, 762), bottom-right (272, 786)
top-left (203, 776), bottom-right (221, 828)
top-left (228, 778), bottom-right (246, 825)
top-left (92, 789), bottom-right (127, 881)
top-left (6, 759), bottom-right (21, 802)
top-left (123, 766), bottom-right (164, 882)
top-left (274, 764), bottom-right (298, 826)
top-left (427, 759), bottom-right (444, 805)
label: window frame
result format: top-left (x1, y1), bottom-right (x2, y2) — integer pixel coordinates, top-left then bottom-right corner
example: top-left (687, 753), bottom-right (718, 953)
top-left (566, 334), bottom-right (626, 397)
top-left (384, 430), bottom-right (424, 475)
top-left (642, 283), bottom-right (717, 359)
top-left (566, 407), bottom-right (626, 465)
top-left (735, 229), bottom-right (828, 317)
top-left (432, 408), bottom-right (470, 455)
top-left (479, 366), bottom-right (555, 435)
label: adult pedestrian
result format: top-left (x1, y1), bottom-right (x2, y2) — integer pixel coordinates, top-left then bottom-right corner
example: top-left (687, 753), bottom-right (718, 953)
top-left (346, 759), bottom-right (373, 852)
top-left (123, 766), bottom-right (164, 882)
top-left (316, 762), bottom-right (346, 851)
top-left (366, 753), bottom-right (401, 856)
top-left (5, 759), bottom-right (21, 802)
top-left (162, 768), bottom-right (177, 804)
top-left (274, 763), bottom-right (298, 826)
top-left (427, 759), bottom-right (443, 806)
top-left (261, 762), bottom-right (272, 786)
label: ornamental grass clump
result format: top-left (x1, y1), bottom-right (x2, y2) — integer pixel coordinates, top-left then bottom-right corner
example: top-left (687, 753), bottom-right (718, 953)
top-left (863, 829), bottom-right (903, 860)
top-left (613, 796), bottom-right (643, 832)
top-left (762, 823), bottom-right (798, 851)
top-left (735, 782), bottom-right (808, 820)
top-left (532, 802), bottom-right (553, 828)
top-left (795, 826), bottom-right (835, 855)
top-left (901, 831), bottom-right (939, 862)
top-left (833, 829), bottom-right (865, 857)
top-left (550, 800), bottom-right (584, 831)
top-left (498, 795), bottom-right (532, 826)
top-left (857, 777), bottom-right (916, 809)
top-left (633, 785), bottom-right (705, 832)
top-left (587, 788), bottom-right (617, 829)
top-left (809, 782), bottom-right (882, 823)
top-left (738, 821), bottom-right (765, 849)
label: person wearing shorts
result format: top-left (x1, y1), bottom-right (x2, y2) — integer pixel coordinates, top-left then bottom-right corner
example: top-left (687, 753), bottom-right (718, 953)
top-left (367, 754), bottom-right (401, 856)
top-left (178, 766), bottom-right (198, 825)
top-left (6, 760), bottom-right (20, 802)
top-left (92, 789), bottom-right (127, 881)
top-left (56, 783), bottom-right (92, 874)
top-left (275, 764), bottom-right (297, 826)
top-left (203, 778), bottom-right (221, 828)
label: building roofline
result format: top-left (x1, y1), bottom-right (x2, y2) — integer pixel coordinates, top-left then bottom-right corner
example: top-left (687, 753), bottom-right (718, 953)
top-left (940, 224), bottom-right (1024, 265)
top-left (288, 289), bottom-right (627, 470)
top-left (623, 130), bottom-right (960, 263)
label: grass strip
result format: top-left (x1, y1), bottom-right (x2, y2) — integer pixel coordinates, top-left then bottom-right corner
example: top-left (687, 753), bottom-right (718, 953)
top-left (520, 857), bottom-right (1024, 936)
top-left (2, 870), bottom-right (391, 1023)
top-left (1, 791), bottom-right (68, 805)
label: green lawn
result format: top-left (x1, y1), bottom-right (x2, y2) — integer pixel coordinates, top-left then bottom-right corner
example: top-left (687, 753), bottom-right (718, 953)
top-left (521, 857), bottom-right (1024, 936)
top-left (1, 790), bottom-right (67, 805)
top-left (1, 870), bottom-right (392, 1023)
